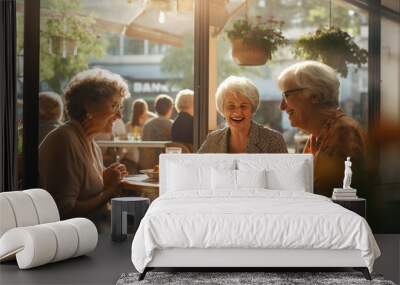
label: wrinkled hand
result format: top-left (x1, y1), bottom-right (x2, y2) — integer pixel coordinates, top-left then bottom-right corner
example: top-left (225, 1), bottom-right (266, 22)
top-left (103, 163), bottom-right (128, 191)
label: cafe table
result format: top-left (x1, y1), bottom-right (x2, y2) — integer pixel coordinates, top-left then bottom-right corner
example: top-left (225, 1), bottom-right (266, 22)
top-left (120, 174), bottom-right (159, 201)
top-left (96, 140), bottom-right (172, 148)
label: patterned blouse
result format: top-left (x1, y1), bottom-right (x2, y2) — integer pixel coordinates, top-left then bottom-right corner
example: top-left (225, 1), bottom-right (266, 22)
top-left (303, 109), bottom-right (368, 197)
top-left (198, 121), bottom-right (288, 154)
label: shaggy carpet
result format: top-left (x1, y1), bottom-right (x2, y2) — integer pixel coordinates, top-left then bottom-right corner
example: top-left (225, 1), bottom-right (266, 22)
top-left (116, 271), bottom-right (396, 285)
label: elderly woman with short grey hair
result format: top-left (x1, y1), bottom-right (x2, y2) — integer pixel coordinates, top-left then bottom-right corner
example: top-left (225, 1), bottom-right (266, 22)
top-left (198, 76), bottom-right (287, 153)
top-left (172, 89), bottom-right (194, 145)
top-left (39, 68), bottom-right (129, 220)
top-left (38, 91), bottom-right (64, 144)
top-left (277, 60), bottom-right (367, 197)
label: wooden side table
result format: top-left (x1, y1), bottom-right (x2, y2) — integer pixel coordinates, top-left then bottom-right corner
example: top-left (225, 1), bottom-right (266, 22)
top-left (331, 198), bottom-right (366, 218)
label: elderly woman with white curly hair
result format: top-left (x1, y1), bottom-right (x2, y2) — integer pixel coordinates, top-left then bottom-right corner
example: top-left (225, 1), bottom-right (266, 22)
top-left (39, 68), bottom-right (129, 220)
top-left (198, 76), bottom-right (287, 153)
top-left (38, 91), bottom-right (64, 144)
top-left (277, 60), bottom-right (367, 197)
top-left (171, 89), bottom-right (194, 145)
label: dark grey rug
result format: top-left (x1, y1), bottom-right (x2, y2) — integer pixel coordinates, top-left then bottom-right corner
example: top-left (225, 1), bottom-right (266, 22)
top-left (116, 271), bottom-right (396, 285)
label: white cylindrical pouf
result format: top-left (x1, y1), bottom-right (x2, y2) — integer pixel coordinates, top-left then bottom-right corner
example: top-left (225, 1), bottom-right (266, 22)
top-left (66, 218), bottom-right (98, 257)
top-left (42, 221), bottom-right (79, 262)
top-left (0, 196), bottom-right (17, 237)
top-left (1, 192), bottom-right (39, 227)
top-left (0, 226), bottom-right (58, 269)
top-left (23, 189), bottom-right (60, 223)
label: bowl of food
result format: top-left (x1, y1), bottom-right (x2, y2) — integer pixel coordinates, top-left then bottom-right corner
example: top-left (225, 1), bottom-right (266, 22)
top-left (140, 165), bottom-right (159, 180)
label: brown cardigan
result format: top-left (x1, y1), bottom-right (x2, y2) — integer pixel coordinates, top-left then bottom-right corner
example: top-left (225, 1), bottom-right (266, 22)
top-left (304, 109), bottom-right (368, 197)
top-left (39, 120), bottom-right (104, 218)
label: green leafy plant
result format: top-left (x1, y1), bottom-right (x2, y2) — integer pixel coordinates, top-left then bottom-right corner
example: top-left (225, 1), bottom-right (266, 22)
top-left (294, 27), bottom-right (368, 77)
top-left (226, 18), bottom-right (287, 61)
top-left (38, 0), bottom-right (106, 93)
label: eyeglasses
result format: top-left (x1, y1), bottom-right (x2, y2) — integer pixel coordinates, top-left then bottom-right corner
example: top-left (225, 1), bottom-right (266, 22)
top-left (281, 88), bottom-right (306, 102)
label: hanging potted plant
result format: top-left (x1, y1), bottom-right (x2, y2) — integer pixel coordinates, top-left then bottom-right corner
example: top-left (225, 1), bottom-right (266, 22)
top-left (294, 27), bottom-right (368, 77)
top-left (226, 18), bottom-right (287, 66)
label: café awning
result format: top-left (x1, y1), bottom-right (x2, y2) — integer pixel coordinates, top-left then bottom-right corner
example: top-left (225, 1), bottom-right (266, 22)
top-left (81, 0), bottom-right (246, 47)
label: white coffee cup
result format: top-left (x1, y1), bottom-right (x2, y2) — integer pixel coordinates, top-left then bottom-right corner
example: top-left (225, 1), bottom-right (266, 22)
top-left (165, 147), bottom-right (182, 154)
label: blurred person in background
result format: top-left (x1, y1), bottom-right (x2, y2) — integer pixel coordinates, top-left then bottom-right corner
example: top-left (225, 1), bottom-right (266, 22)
top-left (122, 99), bottom-right (155, 173)
top-left (126, 99), bottom-right (154, 140)
top-left (140, 94), bottom-right (174, 169)
top-left (171, 89), bottom-right (194, 148)
top-left (278, 60), bottom-right (367, 197)
top-left (38, 91), bottom-right (64, 144)
top-left (39, 68), bottom-right (129, 222)
top-left (198, 76), bottom-right (287, 153)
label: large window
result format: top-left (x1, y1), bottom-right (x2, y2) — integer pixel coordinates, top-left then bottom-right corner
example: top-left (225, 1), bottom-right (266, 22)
top-left (124, 37), bottom-right (145, 55)
top-left (377, 14), bottom-right (400, 232)
top-left (208, 0), bottom-right (369, 153)
top-left (35, 0), bottom-right (195, 170)
top-left (16, 0), bottom-right (400, 232)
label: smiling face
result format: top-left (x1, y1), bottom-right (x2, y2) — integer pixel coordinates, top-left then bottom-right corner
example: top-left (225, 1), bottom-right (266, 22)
top-left (222, 92), bottom-right (253, 131)
top-left (87, 93), bottom-right (123, 134)
top-left (279, 79), bottom-right (314, 130)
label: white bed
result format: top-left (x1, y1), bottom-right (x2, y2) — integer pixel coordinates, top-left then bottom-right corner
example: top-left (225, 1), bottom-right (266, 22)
top-left (131, 154), bottom-right (380, 280)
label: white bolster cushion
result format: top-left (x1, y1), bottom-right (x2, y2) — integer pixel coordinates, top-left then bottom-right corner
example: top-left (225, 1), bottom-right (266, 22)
top-left (0, 226), bottom-right (57, 269)
top-left (65, 218), bottom-right (98, 257)
top-left (23, 189), bottom-right (60, 223)
top-left (42, 222), bottom-right (79, 262)
top-left (0, 218), bottom-right (98, 269)
top-left (0, 191), bottom-right (39, 228)
top-left (0, 196), bottom-right (17, 237)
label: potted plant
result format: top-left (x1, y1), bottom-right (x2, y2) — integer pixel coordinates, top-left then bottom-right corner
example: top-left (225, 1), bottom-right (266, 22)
top-left (226, 18), bottom-right (287, 66)
top-left (294, 27), bottom-right (368, 77)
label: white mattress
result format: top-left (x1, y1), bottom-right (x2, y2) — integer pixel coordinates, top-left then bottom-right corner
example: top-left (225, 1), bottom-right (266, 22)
top-left (131, 190), bottom-right (380, 273)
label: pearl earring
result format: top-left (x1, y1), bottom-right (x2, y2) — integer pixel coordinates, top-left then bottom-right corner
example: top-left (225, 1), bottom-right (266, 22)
top-left (87, 113), bottom-right (93, 119)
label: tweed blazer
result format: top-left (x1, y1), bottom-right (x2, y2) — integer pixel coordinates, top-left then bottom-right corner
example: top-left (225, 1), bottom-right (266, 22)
top-left (198, 121), bottom-right (288, 153)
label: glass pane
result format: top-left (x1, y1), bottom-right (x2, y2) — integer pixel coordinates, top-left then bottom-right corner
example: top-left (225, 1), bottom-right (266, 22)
top-left (376, 16), bottom-right (400, 232)
top-left (209, 0), bottom-right (368, 153)
top-left (106, 33), bottom-right (121, 55)
top-left (38, 0), bottom-right (194, 219)
top-left (381, 18), bottom-right (400, 124)
top-left (16, 0), bottom-right (24, 189)
top-left (382, 0), bottom-right (400, 12)
top-left (124, 37), bottom-right (145, 54)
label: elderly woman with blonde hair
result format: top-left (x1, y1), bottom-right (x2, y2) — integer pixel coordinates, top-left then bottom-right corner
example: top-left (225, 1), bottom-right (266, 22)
top-left (39, 68), bottom-right (129, 220)
top-left (277, 60), bottom-right (367, 197)
top-left (198, 76), bottom-right (287, 153)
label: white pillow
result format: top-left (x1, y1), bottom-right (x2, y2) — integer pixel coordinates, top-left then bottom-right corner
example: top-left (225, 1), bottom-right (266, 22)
top-left (211, 168), bottom-right (236, 190)
top-left (238, 159), bottom-right (309, 192)
top-left (167, 162), bottom-right (211, 191)
top-left (237, 169), bottom-right (266, 188)
top-left (266, 162), bottom-right (307, 191)
top-left (211, 169), bottom-right (267, 190)
top-left (166, 160), bottom-right (236, 192)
